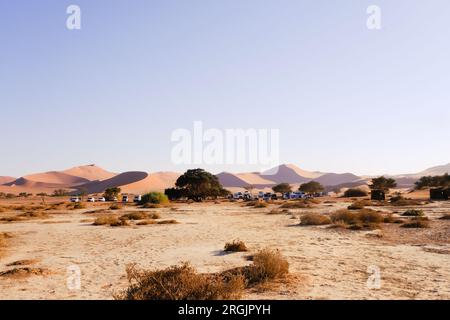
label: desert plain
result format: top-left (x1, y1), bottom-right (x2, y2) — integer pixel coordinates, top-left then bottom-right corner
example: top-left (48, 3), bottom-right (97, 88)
top-left (0, 194), bottom-right (449, 300)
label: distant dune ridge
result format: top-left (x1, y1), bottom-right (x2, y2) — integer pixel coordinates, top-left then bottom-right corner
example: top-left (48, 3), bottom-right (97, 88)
top-left (0, 163), bottom-right (449, 195)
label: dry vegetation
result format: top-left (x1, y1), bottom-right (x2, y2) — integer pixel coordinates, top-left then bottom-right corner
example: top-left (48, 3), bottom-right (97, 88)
top-left (115, 247), bottom-right (289, 300)
top-left (299, 213), bottom-right (331, 226)
top-left (224, 240), bottom-right (248, 252)
top-left (401, 217), bottom-right (430, 229)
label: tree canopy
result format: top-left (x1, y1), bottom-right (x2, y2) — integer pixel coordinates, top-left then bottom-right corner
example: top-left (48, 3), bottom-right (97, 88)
top-left (104, 187), bottom-right (121, 200)
top-left (172, 169), bottom-right (229, 201)
top-left (272, 183), bottom-right (292, 194)
top-left (369, 176), bottom-right (397, 191)
top-left (415, 173), bottom-right (450, 190)
top-left (299, 181), bottom-right (324, 194)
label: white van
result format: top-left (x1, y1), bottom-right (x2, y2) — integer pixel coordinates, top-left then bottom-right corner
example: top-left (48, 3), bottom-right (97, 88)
top-left (122, 195), bottom-right (129, 203)
top-left (87, 197), bottom-right (96, 202)
top-left (133, 195), bottom-right (142, 203)
top-left (70, 197), bottom-right (81, 203)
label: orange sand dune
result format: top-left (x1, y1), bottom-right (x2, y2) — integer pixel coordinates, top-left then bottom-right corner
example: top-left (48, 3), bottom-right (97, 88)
top-left (7, 172), bottom-right (89, 187)
top-left (75, 171), bottom-right (180, 194)
top-left (0, 176), bottom-right (15, 185)
top-left (63, 164), bottom-right (116, 181)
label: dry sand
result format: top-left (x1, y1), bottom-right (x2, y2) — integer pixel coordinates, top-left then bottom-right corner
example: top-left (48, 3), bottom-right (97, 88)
top-left (0, 197), bottom-right (449, 300)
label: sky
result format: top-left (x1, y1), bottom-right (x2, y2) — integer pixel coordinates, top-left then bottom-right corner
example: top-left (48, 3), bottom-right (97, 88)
top-left (1, 0), bottom-right (449, 177)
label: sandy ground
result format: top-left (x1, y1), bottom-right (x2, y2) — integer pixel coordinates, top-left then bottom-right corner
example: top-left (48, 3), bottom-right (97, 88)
top-left (0, 197), bottom-right (449, 300)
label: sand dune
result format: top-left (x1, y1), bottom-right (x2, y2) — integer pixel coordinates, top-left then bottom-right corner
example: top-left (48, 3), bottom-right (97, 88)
top-left (0, 177), bottom-right (15, 185)
top-left (63, 164), bottom-right (116, 181)
top-left (313, 173), bottom-right (361, 186)
top-left (6, 172), bottom-right (89, 188)
top-left (260, 164), bottom-right (314, 184)
top-left (74, 171), bottom-right (179, 194)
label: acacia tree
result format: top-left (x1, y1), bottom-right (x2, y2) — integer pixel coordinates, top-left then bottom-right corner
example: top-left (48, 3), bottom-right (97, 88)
top-left (369, 176), bottom-right (397, 192)
top-left (272, 183), bottom-right (292, 194)
top-left (104, 187), bottom-right (121, 201)
top-left (299, 181), bottom-right (324, 194)
top-left (415, 173), bottom-right (450, 189)
top-left (174, 169), bottom-right (228, 202)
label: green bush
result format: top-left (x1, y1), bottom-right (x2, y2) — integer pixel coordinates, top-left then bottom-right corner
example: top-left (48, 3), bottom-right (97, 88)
top-left (343, 189), bottom-right (368, 198)
top-left (140, 192), bottom-right (169, 205)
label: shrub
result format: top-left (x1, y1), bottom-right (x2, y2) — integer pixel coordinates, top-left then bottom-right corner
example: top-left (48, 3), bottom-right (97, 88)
top-left (136, 220), bottom-right (156, 225)
top-left (280, 202), bottom-right (310, 209)
top-left (267, 209), bottom-right (283, 215)
top-left (224, 240), bottom-right (248, 252)
top-left (383, 214), bottom-right (403, 224)
top-left (343, 189), bottom-right (368, 198)
top-left (253, 202), bottom-right (268, 208)
top-left (402, 209), bottom-right (424, 217)
top-left (120, 211), bottom-right (158, 221)
top-left (157, 220), bottom-right (178, 224)
top-left (390, 197), bottom-right (422, 206)
top-left (114, 262), bottom-right (245, 300)
top-left (439, 214), bottom-right (450, 220)
top-left (92, 216), bottom-right (126, 226)
top-left (330, 210), bottom-right (359, 225)
top-left (299, 213), bottom-right (331, 226)
top-left (401, 217), bottom-right (430, 228)
top-left (357, 209), bottom-right (384, 224)
top-left (347, 201), bottom-right (366, 210)
top-left (109, 204), bottom-right (122, 210)
top-left (140, 192), bottom-right (169, 205)
top-left (244, 248), bottom-right (289, 284)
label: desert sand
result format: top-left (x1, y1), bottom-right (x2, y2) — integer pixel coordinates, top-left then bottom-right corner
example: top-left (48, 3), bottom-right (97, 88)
top-left (0, 197), bottom-right (448, 300)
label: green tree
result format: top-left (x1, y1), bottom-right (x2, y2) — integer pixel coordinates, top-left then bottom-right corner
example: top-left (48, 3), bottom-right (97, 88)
top-left (104, 187), bottom-right (121, 201)
top-left (415, 173), bottom-right (450, 189)
top-left (272, 183), bottom-right (292, 194)
top-left (299, 181), bottom-right (324, 194)
top-left (52, 189), bottom-right (69, 197)
top-left (175, 169), bottom-right (228, 202)
top-left (369, 176), bottom-right (397, 192)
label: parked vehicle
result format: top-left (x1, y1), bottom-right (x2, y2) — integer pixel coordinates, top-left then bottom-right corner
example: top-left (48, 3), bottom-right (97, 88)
top-left (258, 191), bottom-right (265, 199)
top-left (87, 197), bottom-right (96, 202)
top-left (97, 197), bottom-right (106, 202)
top-left (133, 195), bottom-right (142, 203)
top-left (122, 195), bottom-right (129, 203)
top-left (233, 192), bottom-right (244, 200)
top-left (70, 197), bottom-right (81, 203)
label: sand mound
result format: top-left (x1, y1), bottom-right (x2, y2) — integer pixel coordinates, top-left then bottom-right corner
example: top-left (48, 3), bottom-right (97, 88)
top-left (0, 177), bottom-right (15, 185)
top-left (8, 172), bottom-right (89, 187)
top-left (63, 164), bottom-right (116, 181)
top-left (75, 172), bottom-right (149, 194)
top-left (120, 172), bottom-right (180, 194)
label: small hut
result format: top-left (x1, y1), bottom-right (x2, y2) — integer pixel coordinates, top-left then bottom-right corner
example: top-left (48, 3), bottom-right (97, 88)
top-left (431, 188), bottom-right (450, 200)
top-left (371, 189), bottom-right (385, 201)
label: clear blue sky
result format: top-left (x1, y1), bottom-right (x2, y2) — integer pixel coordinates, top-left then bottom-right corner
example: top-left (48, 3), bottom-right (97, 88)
top-left (1, 0), bottom-right (449, 177)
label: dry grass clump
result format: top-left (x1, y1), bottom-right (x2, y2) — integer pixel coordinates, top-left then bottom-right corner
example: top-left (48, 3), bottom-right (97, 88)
top-left (92, 215), bottom-right (129, 227)
top-left (157, 220), bottom-right (178, 225)
top-left (280, 201), bottom-right (310, 209)
top-left (390, 196), bottom-right (423, 207)
top-left (18, 211), bottom-right (49, 219)
top-left (402, 209), bottom-right (424, 217)
top-left (109, 203), bottom-right (122, 210)
top-left (299, 213), bottom-right (331, 226)
top-left (252, 202), bottom-right (268, 208)
top-left (267, 209), bottom-right (283, 215)
top-left (383, 214), bottom-right (404, 224)
top-left (141, 203), bottom-right (161, 209)
top-left (439, 214), bottom-right (450, 220)
top-left (224, 240), bottom-right (248, 252)
top-left (330, 209), bottom-right (384, 230)
top-left (0, 215), bottom-right (23, 223)
top-left (0, 267), bottom-right (49, 278)
top-left (114, 262), bottom-right (245, 300)
top-left (401, 217), bottom-right (430, 228)
top-left (348, 200), bottom-right (371, 210)
top-left (242, 248), bottom-right (289, 285)
top-left (6, 259), bottom-right (38, 267)
top-left (120, 211), bottom-right (160, 221)
top-left (66, 203), bottom-right (86, 210)
top-left (136, 220), bottom-right (156, 226)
